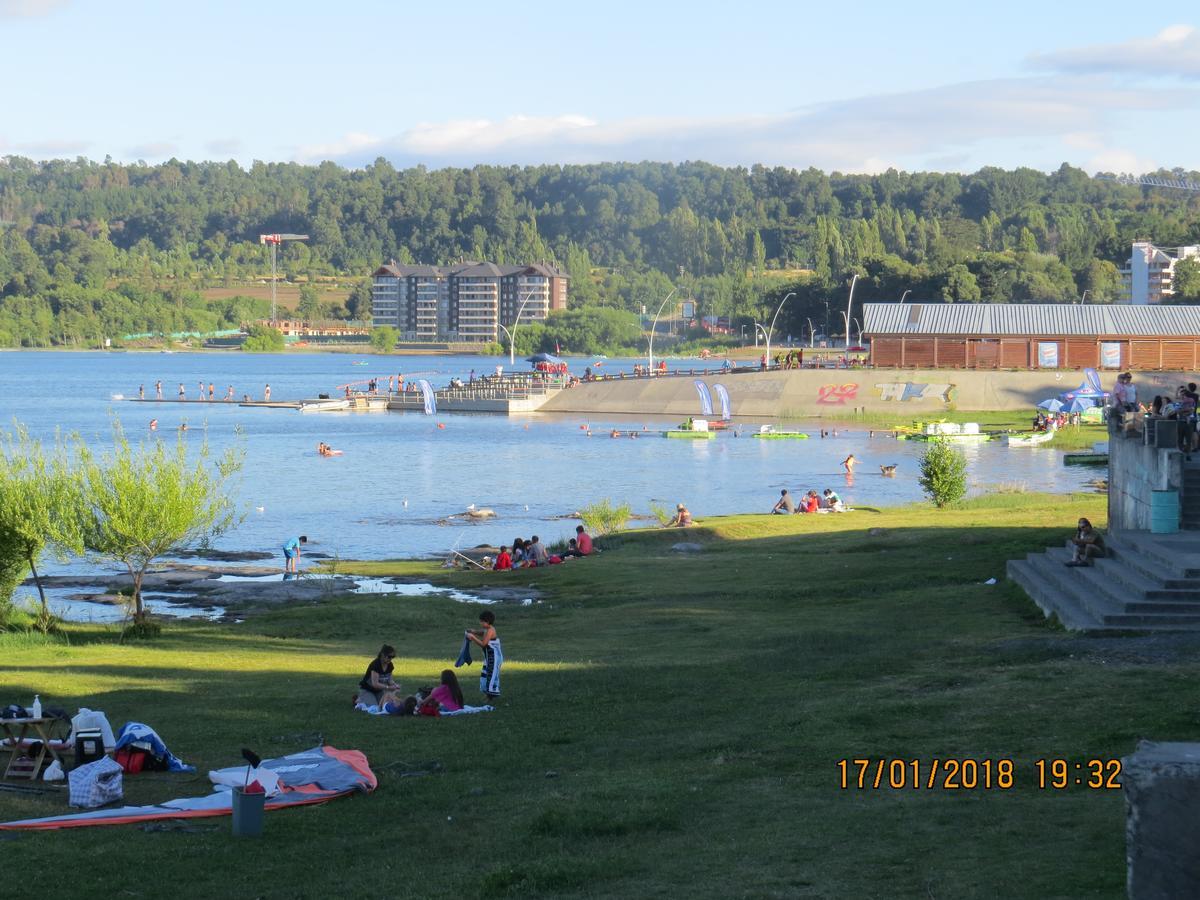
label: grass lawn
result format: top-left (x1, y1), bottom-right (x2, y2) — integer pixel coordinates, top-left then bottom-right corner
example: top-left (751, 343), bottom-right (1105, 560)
top-left (2, 492), bottom-right (1180, 898)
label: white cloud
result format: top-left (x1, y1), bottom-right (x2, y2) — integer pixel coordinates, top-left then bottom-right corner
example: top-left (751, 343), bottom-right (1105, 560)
top-left (294, 75), bottom-right (1200, 174)
top-left (0, 0), bottom-right (69, 18)
top-left (204, 138), bottom-right (243, 156)
top-left (124, 142), bottom-right (178, 160)
top-left (1085, 148), bottom-right (1160, 175)
top-left (1030, 24), bottom-right (1200, 79)
top-left (11, 138), bottom-right (90, 156)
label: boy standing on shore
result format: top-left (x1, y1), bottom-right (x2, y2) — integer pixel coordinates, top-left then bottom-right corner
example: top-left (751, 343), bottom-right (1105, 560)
top-left (465, 610), bottom-right (502, 699)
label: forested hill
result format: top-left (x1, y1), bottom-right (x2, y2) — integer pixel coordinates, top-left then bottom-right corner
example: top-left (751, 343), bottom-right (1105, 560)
top-left (1, 156), bottom-right (1199, 347)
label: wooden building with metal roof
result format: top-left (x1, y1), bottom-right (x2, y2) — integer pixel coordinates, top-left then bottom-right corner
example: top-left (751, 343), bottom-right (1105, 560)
top-left (863, 302), bottom-right (1200, 370)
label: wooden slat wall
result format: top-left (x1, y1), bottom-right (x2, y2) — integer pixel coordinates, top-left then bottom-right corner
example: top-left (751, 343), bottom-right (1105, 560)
top-left (1065, 339), bottom-right (1098, 368)
top-left (871, 338), bottom-right (902, 366)
top-left (865, 335), bottom-right (1197, 369)
top-left (1130, 341), bottom-right (1160, 369)
top-left (1000, 340), bottom-right (1028, 367)
top-left (903, 339), bottom-right (936, 367)
top-left (1162, 341), bottom-right (1196, 370)
top-left (936, 339), bottom-right (967, 367)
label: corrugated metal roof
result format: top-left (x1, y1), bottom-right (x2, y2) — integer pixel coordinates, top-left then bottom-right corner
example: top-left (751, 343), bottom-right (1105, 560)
top-left (863, 302), bottom-right (1200, 336)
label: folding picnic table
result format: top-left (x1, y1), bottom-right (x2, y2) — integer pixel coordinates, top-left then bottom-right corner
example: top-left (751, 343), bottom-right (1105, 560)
top-left (1, 717), bottom-right (67, 780)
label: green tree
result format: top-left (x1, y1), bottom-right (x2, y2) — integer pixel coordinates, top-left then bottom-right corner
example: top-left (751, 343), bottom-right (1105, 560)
top-left (0, 425), bottom-right (80, 621)
top-left (75, 431), bottom-right (243, 622)
top-left (297, 284), bottom-right (322, 321)
top-left (370, 325), bottom-right (398, 352)
top-left (918, 441), bottom-right (968, 508)
top-left (941, 264), bottom-right (982, 303)
top-left (242, 323), bottom-right (285, 352)
top-left (1172, 258), bottom-right (1200, 302)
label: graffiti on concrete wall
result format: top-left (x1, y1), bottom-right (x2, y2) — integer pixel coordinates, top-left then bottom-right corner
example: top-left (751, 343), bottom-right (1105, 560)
top-left (816, 383), bottom-right (859, 405)
top-left (873, 382), bottom-right (957, 403)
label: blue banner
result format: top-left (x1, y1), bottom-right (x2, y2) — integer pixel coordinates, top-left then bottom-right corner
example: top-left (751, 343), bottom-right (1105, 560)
top-left (418, 379), bottom-right (437, 416)
top-left (694, 380), bottom-right (713, 416)
top-left (714, 383), bottom-right (731, 420)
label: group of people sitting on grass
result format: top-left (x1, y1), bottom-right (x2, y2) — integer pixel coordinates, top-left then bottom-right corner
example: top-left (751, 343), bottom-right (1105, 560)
top-left (491, 526), bottom-right (594, 570)
top-left (355, 610), bottom-right (503, 715)
top-left (770, 488), bottom-right (845, 514)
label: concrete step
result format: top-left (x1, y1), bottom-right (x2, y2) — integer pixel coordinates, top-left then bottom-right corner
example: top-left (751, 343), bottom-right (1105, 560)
top-left (1009, 547), bottom-right (1200, 632)
top-left (1108, 531), bottom-right (1200, 579)
top-left (1006, 558), bottom-right (1103, 632)
top-left (1070, 552), bottom-right (1200, 603)
top-left (1093, 542), bottom-right (1200, 589)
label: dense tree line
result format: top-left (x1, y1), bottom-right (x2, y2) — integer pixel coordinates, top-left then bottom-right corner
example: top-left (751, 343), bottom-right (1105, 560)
top-left (1, 156), bottom-right (1198, 346)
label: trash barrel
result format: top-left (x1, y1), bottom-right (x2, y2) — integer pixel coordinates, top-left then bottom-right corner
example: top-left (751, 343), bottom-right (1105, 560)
top-left (231, 786), bottom-right (265, 837)
top-left (1151, 490), bottom-right (1180, 534)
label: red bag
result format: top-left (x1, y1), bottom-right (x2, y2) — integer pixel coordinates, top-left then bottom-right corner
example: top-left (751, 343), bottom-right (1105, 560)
top-left (418, 700), bottom-right (440, 717)
top-left (115, 747), bottom-right (147, 774)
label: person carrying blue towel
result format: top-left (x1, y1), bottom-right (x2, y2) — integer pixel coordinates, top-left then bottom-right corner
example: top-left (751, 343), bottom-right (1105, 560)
top-left (464, 610), bottom-right (502, 699)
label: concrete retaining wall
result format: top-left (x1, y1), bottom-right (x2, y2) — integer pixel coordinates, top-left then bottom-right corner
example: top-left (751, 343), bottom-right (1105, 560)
top-left (1108, 422), bottom-right (1184, 531)
top-left (542, 369), bottom-right (1199, 418)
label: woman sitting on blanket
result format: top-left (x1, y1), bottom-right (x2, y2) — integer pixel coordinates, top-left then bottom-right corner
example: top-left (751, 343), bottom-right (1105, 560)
top-left (419, 670), bottom-right (465, 714)
top-left (356, 644), bottom-right (401, 708)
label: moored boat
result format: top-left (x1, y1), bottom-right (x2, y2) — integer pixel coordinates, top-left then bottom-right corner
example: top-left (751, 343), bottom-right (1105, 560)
top-left (1005, 431), bottom-right (1054, 447)
top-left (299, 398), bottom-right (351, 413)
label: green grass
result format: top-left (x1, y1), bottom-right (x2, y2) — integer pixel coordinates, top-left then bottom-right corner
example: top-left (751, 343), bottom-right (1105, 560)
top-left (1, 491), bottom-right (1170, 898)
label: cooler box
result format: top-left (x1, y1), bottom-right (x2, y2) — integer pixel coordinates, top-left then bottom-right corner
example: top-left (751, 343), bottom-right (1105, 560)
top-left (74, 729), bottom-right (106, 767)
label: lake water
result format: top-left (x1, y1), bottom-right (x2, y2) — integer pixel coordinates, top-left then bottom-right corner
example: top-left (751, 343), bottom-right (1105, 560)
top-left (1, 350), bottom-right (1092, 578)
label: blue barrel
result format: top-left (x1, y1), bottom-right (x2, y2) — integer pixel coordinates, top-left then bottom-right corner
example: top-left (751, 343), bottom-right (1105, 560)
top-left (1151, 490), bottom-right (1180, 534)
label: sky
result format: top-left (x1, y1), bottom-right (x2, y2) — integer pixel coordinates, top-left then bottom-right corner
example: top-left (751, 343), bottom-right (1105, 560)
top-left (2, 0), bottom-right (1199, 175)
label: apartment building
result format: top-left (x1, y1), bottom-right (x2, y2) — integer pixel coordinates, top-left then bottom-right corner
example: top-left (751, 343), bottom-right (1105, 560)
top-left (1121, 241), bottom-right (1200, 305)
top-left (370, 261), bottom-right (568, 341)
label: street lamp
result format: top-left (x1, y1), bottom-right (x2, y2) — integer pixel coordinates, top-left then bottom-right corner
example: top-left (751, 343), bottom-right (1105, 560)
top-left (754, 322), bottom-right (768, 354)
top-left (740, 324), bottom-right (747, 342)
top-left (1079, 290), bottom-right (1090, 305)
top-left (852, 317), bottom-right (863, 346)
top-left (647, 286), bottom-right (679, 374)
top-left (900, 289), bottom-right (912, 303)
top-left (806, 317), bottom-right (815, 348)
top-left (844, 274), bottom-right (859, 350)
top-left (764, 291), bottom-right (796, 373)
top-left (497, 290), bottom-right (540, 367)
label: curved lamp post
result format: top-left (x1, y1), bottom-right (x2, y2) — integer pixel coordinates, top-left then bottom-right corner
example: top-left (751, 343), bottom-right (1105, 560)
top-left (764, 291), bottom-right (796, 371)
top-left (845, 274), bottom-right (859, 350)
top-left (852, 317), bottom-right (863, 346)
top-left (647, 286), bottom-right (679, 374)
top-left (1079, 290), bottom-right (1090, 305)
top-left (754, 322), bottom-right (769, 356)
top-left (497, 290), bottom-right (540, 367)
top-left (900, 289), bottom-right (912, 303)
top-left (806, 317), bottom-right (816, 348)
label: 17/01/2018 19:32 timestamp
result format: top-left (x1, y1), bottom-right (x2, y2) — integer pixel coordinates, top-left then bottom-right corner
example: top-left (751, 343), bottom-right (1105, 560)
top-left (836, 758), bottom-right (1123, 790)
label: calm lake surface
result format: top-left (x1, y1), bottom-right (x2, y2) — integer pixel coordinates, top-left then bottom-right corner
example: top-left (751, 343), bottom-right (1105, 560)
top-left (2, 350), bottom-right (1092, 575)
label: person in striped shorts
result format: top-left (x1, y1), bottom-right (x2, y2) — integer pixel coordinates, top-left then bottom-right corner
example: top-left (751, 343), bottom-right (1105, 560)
top-left (465, 610), bottom-right (503, 700)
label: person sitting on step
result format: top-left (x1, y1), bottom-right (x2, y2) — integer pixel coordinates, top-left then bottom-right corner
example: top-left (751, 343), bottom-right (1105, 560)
top-left (1065, 518), bottom-right (1105, 567)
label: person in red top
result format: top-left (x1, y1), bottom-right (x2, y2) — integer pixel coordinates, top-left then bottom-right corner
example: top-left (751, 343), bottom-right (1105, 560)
top-left (801, 491), bottom-right (820, 514)
top-left (493, 545), bottom-right (512, 571)
top-left (575, 525), bottom-right (593, 555)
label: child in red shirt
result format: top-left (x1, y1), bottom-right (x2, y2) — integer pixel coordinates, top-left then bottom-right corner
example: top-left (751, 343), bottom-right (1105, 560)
top-left (493, 546), bottom-right (512, 571)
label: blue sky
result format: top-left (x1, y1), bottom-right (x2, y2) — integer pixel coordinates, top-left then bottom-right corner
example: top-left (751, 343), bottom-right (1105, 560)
top-left (2, 0), bottom-right (1198, 174)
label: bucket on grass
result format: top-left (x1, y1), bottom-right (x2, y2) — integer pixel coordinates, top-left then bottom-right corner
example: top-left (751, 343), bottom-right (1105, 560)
top-left (231, 786), bottom-right (265, 837)
top-left (1151, 490), bottom-right (1180, 535)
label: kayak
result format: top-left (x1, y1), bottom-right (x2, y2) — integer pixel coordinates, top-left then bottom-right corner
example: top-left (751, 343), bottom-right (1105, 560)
top-left (751, 431), bottom-right (810, 440)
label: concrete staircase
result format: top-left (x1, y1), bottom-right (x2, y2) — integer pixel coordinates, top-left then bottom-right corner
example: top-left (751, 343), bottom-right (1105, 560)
top-left (1007, 530), bottom-right (1200, 632)
top-left (1183, 460), bottom-right (1200, 530)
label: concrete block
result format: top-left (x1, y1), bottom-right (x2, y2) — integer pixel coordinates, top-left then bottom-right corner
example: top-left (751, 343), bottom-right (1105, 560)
top-left (1123, 740), bottom-right (1200, 898)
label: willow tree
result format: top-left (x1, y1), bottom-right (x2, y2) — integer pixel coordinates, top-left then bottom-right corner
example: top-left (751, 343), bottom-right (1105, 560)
top-left (77, 430), bottom-right (243, 621)
top-left (0, 425), bottom-right (81, 622)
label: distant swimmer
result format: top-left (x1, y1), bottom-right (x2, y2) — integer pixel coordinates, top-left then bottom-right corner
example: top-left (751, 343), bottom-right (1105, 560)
top-left (179, 422), bottom-right (188, 432)
top-left (149, 419), bottom-right (158, 430)
top-left (842, 454), bottom-right (857, 474)
top-left (225, 385), bottom-right (234, 401)
top-left (880, 464), bottom-right (897, 477)
top-left (178, 383), bottom-right (185, 400)
top-left (264, 384), bottom-right (271, 402)
top-left (155, 380), bottom-right (163, 400)
top-left (138, 384), bottom-right (145, 400)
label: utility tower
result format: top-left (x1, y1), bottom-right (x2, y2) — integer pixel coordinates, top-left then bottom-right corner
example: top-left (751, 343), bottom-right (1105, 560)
top-left (259, 233), bottom-right (309, 323)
